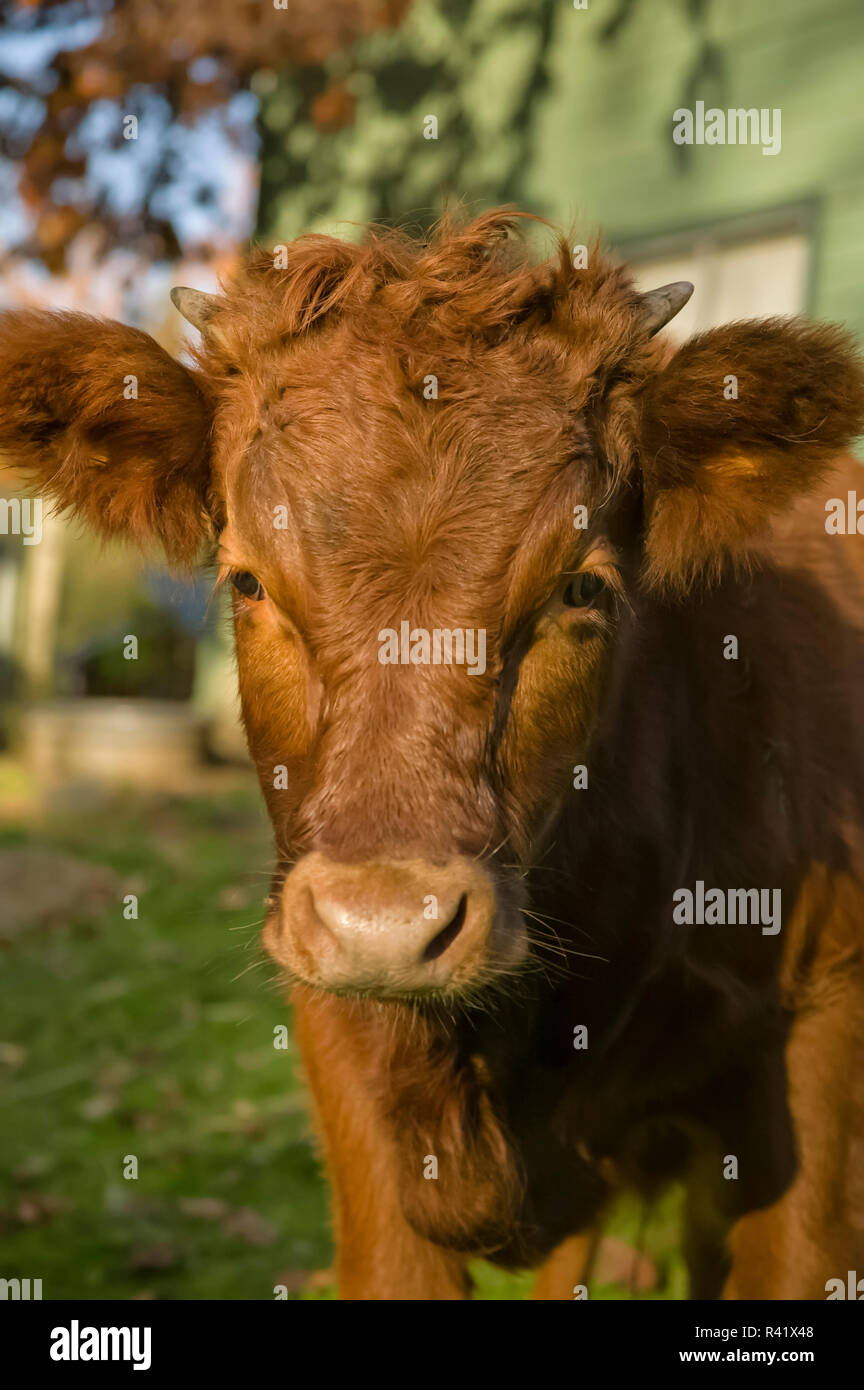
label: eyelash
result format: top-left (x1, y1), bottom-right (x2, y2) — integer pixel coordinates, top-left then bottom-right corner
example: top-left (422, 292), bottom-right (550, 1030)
top-left (564, 562), bottom-right (624, 600)
top-left (553, 564), bottom-right (627, 638)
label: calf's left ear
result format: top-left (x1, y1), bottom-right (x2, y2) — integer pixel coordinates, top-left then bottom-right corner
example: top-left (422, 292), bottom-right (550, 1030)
top-left (638, 318), bottom-right (864, 593)
top-left (0, 310), bottom-right (215, 564)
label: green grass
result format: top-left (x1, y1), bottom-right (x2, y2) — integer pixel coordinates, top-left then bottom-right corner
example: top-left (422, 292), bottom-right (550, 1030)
top-left (0, 785), bottom-right (685, 1299)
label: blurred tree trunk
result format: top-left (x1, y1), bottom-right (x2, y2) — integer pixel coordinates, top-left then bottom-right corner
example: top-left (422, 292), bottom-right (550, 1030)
top-left (18, 512), bottom-right (65, 700)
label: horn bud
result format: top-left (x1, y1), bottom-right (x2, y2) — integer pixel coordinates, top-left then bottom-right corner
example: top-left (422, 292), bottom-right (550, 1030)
top-left (636, 281), bottom-right (694, 336)
top-left (170, 287), bottom-right (221, 333)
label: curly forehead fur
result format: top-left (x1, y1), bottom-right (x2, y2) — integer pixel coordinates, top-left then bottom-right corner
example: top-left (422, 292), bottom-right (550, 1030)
top-left (192, 209), bottom-right (668, 590)
top-left (195, 208), bottom-right (657, 382)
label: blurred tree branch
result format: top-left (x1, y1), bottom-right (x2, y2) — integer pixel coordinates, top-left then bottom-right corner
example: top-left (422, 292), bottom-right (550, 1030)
top-left (0, 0), bottom-right (410, 269)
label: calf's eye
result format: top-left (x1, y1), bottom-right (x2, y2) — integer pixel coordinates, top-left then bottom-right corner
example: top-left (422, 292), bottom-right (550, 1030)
top-left (563, 572), bottom-right (605, 608)
top-left (231, 570), bottom-right (265, 601)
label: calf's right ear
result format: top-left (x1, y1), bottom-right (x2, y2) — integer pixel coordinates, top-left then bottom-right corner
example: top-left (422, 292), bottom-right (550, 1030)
top-left (0, 310), bottom-right (215, 564)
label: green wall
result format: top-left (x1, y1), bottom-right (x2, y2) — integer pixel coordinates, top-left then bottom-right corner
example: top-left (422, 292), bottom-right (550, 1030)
top-left (526, 0), bottom-right (864, 337)
top-left (258, 0), bottom-right (864, 338)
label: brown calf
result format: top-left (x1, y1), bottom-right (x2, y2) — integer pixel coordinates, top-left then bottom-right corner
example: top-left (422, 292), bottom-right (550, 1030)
top-left (3, 211), bottom-right (864, 1299)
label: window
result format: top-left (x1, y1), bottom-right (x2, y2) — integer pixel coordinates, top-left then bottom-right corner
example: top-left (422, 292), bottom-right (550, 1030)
top-left (622, 218), bottom-right (811, 340)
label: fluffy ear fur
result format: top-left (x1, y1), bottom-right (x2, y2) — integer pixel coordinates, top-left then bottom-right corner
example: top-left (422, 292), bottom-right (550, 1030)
top-left (0, 310), bottom-right (215, 563)
top-left (637, 318), bottom-right (864, 593)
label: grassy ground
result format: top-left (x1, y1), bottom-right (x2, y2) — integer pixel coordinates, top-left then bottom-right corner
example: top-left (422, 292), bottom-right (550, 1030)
top-left (0, 776), bottom-right (686, 1299)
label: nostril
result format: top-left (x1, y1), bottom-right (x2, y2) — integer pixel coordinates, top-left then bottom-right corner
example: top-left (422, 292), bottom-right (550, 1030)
top-left (422, 893), bottom-right (468, 963)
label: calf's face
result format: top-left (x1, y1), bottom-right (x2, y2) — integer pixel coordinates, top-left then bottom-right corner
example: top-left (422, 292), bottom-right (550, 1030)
top-left (3, 212), bottom-right (863, 1000)
top-left (219, 328), bottom-right (632, 997)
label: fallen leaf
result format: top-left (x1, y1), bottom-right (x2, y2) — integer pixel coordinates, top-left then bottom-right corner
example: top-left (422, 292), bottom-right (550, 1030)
top-left (126, 1242), bottom-right (181, 1272)
top-left (217, 883), bottom-right (254, 910)
top-left (179, 1197), bottom-right (229, 1221)
top-left (223, 1206), bottom-right (277, 1247)
top-left (80, 1093), bottom-right (118, 1120)
top-left (14, 1193), bottom-right (72, 1224)
top-left (13, 1153), bottom-right (56, 1182)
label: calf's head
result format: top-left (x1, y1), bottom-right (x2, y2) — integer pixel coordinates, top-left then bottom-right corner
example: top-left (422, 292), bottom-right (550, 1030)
top-left (3, 211), bottom-right (863, 999)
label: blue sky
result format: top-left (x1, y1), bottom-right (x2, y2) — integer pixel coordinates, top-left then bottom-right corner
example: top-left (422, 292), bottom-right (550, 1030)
top-left (0, 8), bottom-right (259, 260)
